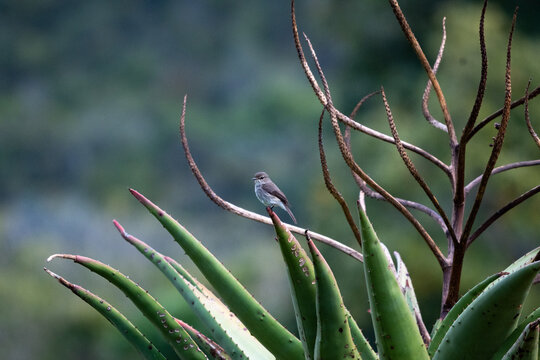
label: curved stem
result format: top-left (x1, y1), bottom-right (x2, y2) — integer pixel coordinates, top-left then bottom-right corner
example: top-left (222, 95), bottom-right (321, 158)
top-left (382, 87), bottom-right (457, 243)
top-left (179, 95), bottom-right (364, 262)
top-left (467, 185), bottom-right (540, 246)
top-left (291, 0), bottom-right (451, 177)
top-left (388, 0), bottom-right (457, 147)
top-left (465, 160), bottom-right (540, 195)
top-left (422, 17), bottom-right (448, 132)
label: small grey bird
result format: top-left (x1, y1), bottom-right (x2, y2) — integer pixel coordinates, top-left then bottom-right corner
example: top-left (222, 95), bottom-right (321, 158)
top-left (253, 171), bottom-right (297, 224)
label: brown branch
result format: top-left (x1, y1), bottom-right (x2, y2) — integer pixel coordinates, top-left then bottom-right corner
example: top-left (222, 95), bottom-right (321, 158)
top-left (422, 17), bottom-right (448, 132)
top-left (462, 0), bottom-right (489, 143)
top-left (318, 108), bottom-right (363, 248)
top-left (468, 85), bottom-right (540, 139)
top-left (303, 16), bottom-right (447, 267)
top-left (524, 79), bottom-right (540, 149)
top-left (465, 160), bottom-right (540, 195)
top-left (291, 0), bottom-right (451, 177)
top-left (328, 107), bottom-right (447, 267)
top-left (179, 95), bottom-right (364, 262)
top-left (388, 0), bottom-right (457, 147)
top-left (453, 0), bottom-right (489, 238)
top-left (461, 8), bottom-right (517, 243)
top-left (345, 94), bottom-right (449, 233)
top-left (467, 185), bottom-right (540, 246)
top-left (382, 87), bottom-right (458, 244)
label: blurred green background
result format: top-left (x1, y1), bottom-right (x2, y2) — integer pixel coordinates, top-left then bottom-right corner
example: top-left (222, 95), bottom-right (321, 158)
top-left (2, 0), bottom-right (539, 358)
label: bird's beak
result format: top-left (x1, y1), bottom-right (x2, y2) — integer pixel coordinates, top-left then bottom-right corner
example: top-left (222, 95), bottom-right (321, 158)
top-left (252, 177), bottom-right (256, 180)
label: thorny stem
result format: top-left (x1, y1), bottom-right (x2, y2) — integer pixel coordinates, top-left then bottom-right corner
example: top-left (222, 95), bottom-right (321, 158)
top-left (179, 95), bottom-right (364, 262)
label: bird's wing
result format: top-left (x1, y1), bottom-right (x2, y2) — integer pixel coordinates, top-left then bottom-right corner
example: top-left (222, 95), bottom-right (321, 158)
top-left (261, 182), bottom-right (289, 205)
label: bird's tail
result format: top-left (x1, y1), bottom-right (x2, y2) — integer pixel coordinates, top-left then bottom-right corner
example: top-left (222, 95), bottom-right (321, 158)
top-left (284, 205), bottom-right (297, 224)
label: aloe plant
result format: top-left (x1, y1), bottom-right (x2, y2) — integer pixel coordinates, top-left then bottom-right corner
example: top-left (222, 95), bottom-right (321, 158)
top-left (46, 0), bottom-right (539, 359)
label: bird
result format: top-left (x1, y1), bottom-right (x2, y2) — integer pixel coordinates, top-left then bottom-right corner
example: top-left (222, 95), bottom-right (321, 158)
top-left (253, 171), bottom-right (297, 224)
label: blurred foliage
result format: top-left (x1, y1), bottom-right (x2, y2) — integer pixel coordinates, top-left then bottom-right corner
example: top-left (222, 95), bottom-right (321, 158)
top-left (1, 0), bottom-right (539, 358)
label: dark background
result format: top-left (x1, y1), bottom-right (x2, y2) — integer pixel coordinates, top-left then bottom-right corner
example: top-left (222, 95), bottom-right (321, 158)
top-left (1, 0), bottom-right (539, 358)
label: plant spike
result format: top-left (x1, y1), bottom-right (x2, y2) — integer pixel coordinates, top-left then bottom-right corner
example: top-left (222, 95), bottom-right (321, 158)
top-left (129, 189), bottom-right (305, 360)
top-left (47, 254), bottom-right (206, 359)
top-left (44, 268), bottom-right (167, 360)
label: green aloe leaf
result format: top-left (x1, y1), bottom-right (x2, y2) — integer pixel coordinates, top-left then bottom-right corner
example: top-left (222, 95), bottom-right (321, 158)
top-left (175, 319), bottom-right (232, 360)
top-left (44, 268), bottom-right (167, 360)
top-left (346, 310), bottom-right (379, 360)
top-left (394, 251), bottom-right (429, 345)
top-left (129, 189), bottom-right (304, 360)
top-left (307, 239), bottom-right (361, 359)
top-left (433, 261), bottom-right (540, 360)
top-left (500, 319), bottom-right (539, 360)
top-left (428, 271), bottom-right (503, 356)
top-left (47, 254), bottom-right (207, 359)
top-left (268, 209), bottom-right (317, 359)
top-left (492, 307), bottom-right (540, 359)
top-left (358, 208), bottom-right (429, 360)
top-left (113, 220), bottom-right (273, 360)
top-left (503, 246), bottom-right (540, 273)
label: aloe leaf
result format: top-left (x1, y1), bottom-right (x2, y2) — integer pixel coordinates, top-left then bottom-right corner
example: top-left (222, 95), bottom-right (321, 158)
top-left (492, 307), bottom-right (540, 359)
top-left (394, 251), bottom-right (429, 345)
top-left (346, 310), bottom-right (379, 360)
top-left (500, 319), bottom-right (539, 360)
top-left (129, 189), bottom-right (305, 360)
top-left (503, 246), bottom-right (540, 273)
top-left (175, 319), bottom-right (232, 360)
top-left (44, 268), bottom-right (167, 360)
top-left (47, 254), bottom-right (207, 359)
top-left (307, 239), bottom-right (361, 359)
top-left (427, 271), bottom-right (503, 356)
top-left (113, 220), bottom-right (273, 360)
top-left (432, 261), bottom-right (540, 360)
top-left (358, 208), bottom-right (429, 360)
top-left (268, 209), bottom-right (317, 359)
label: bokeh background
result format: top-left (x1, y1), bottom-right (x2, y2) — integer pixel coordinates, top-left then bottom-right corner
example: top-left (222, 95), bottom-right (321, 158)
top-left (2, 0), bottom-right (539, 358)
